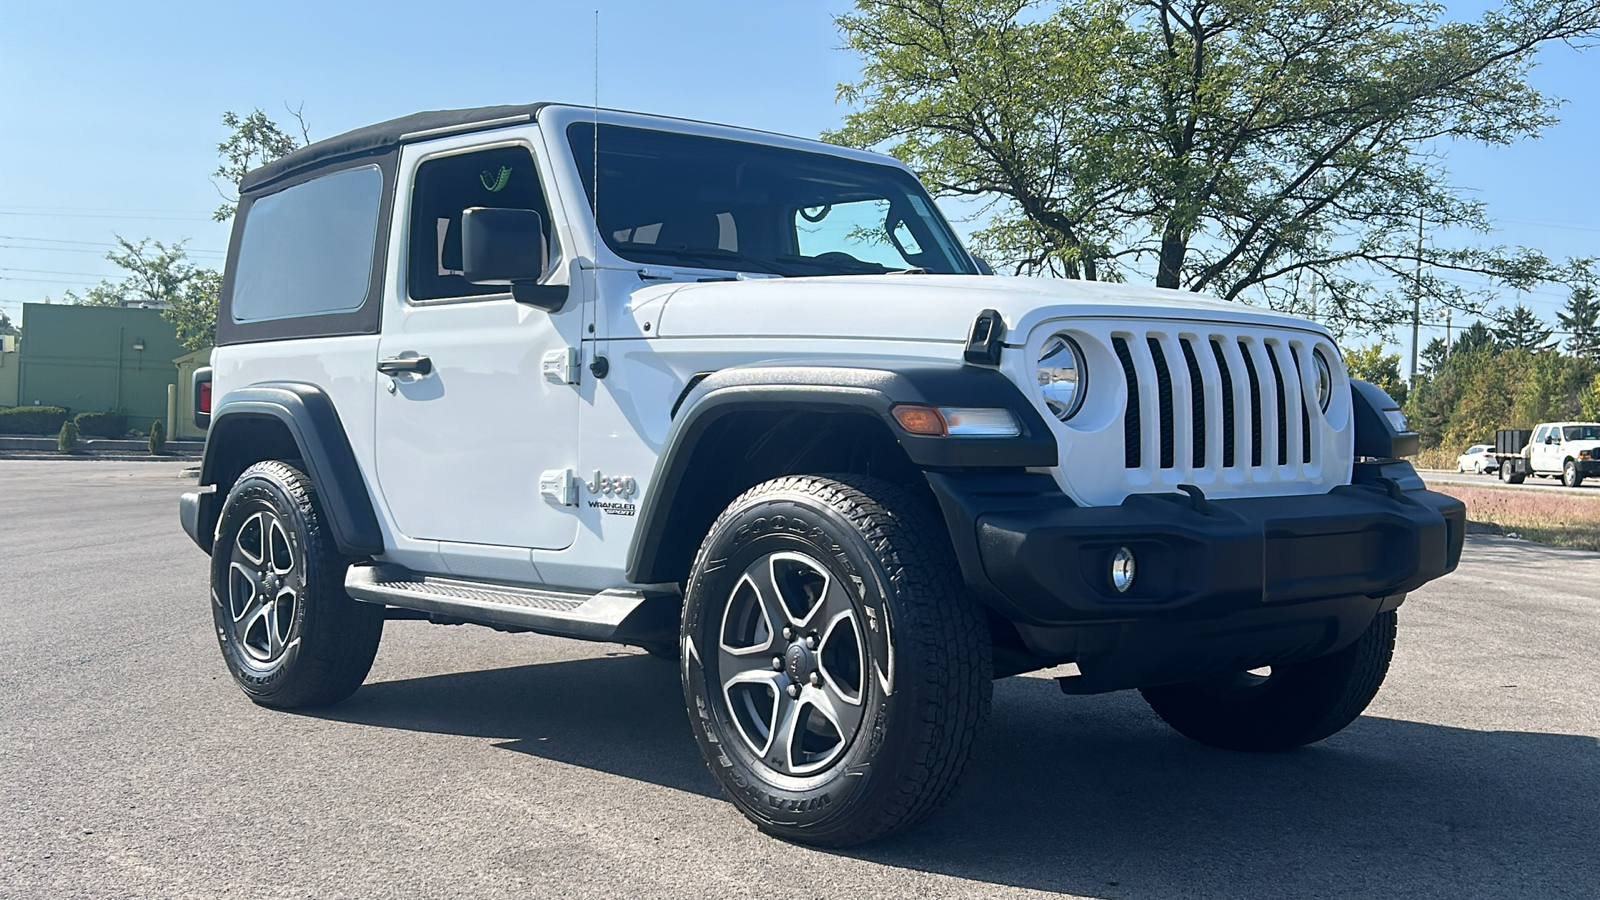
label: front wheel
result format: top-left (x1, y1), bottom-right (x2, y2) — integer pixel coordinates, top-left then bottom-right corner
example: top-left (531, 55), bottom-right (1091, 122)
top-left (1140, 610), bottom-right (1398, 752)
top-left (681, 475), bottom-right (992, 847)
top-left (1563, 460), bottom-right (1584, 488)
top-left (210, 460), bottom-right (384, 709)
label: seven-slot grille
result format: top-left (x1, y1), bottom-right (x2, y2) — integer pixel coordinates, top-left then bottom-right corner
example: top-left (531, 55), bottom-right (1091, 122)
top-left (1111, 330), bottom-right (1320, 477)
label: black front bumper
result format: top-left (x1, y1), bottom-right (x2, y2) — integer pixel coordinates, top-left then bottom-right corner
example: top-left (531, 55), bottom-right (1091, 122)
top-left (927, 461), bottom-right (1466, 688)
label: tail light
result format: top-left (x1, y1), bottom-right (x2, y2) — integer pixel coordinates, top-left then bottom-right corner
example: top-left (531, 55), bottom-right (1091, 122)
top-left (193, 367), bottom-right (213, 429)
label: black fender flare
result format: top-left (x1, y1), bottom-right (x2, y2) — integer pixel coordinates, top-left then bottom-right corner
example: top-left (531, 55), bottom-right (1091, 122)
top-left (624, 362), bottom-right (1057, 585)
top-left (189, 382), bottom-right (383, 556)
top-left (1350, 379), bottom-right (1420, 459)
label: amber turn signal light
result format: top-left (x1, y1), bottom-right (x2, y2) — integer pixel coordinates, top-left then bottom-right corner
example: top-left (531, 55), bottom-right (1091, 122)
top-left (893, 405), bottom-right (947, 435)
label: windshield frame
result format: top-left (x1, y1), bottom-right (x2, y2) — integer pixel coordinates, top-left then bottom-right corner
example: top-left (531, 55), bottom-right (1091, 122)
top-left (561, 119), bottom-right (979, 278)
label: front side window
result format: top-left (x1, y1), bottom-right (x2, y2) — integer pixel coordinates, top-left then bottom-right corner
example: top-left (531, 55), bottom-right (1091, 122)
top-left (231, 165), bottom-right (383, 322)
top-left (408, 145), bottom-right (555, 301)
top-left (568, 123), bottom-right (975, 277)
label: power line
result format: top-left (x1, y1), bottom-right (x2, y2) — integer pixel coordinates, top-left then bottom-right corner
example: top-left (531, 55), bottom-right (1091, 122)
top-left (0, 266), bottom-right (116, 278)
top-left (1495, 217), bottom-right (1600, 235)
top-left (0, 242), bottom-right (224, 258)
top-left (0, 211), bottom-right (212, 222)
top-left (0, 275), bottom-right (104, 285)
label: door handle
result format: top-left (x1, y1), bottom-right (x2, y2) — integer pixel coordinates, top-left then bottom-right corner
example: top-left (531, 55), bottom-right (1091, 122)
top-left (378, 356), bottom-right (433, 376)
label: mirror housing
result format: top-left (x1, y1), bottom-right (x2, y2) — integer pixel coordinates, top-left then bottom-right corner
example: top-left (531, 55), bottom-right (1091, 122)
top-left (461, 207), bottom-right (568, 311)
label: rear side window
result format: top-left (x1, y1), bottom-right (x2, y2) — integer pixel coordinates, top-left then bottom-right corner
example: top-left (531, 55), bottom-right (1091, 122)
top-left (231, 165), bottom-right (384, 322)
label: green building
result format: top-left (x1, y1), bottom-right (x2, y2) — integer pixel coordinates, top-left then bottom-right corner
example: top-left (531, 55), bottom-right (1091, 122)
top-left (17, 303), bottom-right (190, 428)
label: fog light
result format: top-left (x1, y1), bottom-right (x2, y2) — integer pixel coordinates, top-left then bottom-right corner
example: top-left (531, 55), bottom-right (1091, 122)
top-left (1110, 547), bottom-right (1136, 593)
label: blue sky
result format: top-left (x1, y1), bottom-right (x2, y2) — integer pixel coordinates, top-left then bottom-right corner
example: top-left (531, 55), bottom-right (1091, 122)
top-left (2, 0), bottom-right (1595, 357)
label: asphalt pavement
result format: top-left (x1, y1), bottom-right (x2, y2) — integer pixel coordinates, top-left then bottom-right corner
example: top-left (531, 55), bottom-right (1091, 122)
top-left (2, 460), bottom-right (1597, 900)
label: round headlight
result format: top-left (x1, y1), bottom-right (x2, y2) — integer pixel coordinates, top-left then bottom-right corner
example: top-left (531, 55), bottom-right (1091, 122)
top-left (1038, 333), bottom-right (1087, 421)
top-left (1312, 350), bottom-right (1333, 412)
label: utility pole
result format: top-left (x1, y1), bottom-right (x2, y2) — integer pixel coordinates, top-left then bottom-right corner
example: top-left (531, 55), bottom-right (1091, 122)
top-left (1410, 211), bottom-right (1423, 387)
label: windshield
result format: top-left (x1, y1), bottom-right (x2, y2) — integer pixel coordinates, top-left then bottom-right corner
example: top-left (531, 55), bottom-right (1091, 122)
top-left (1563, 425), bottom-right (1600, 441)
top-left (568, 123), bottom-right (977, 277)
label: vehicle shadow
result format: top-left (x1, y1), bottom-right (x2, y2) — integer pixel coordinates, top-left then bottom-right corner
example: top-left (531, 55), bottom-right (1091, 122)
top-left (315, 654), bottom-right (1600, 899)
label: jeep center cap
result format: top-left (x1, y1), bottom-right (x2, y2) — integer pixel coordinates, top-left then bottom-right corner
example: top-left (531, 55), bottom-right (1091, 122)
top-left (785, 641), bottom-right (814, 684)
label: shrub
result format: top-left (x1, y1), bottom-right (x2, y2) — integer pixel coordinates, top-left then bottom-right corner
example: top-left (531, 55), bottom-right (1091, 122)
top-left (58, 419), bottom-right (80, 453)
top-left (0, 405), bottom-right (70, 435)
top-left (148, 419), bottom-right (166, 454)
top-left (74, 410), bottom-right (128, 439)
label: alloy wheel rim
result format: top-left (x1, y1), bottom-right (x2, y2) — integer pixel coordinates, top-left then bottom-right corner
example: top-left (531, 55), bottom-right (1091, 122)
top-left (715, 550), bottom-right (867, 777)
top-left (226, 510), bottom-right (300, 664)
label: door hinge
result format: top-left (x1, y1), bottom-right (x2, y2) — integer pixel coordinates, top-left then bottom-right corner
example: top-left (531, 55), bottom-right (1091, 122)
top-left (539, 468), bottom-right (578, 506)
top-left (543, 347), bottom-right (581, 385)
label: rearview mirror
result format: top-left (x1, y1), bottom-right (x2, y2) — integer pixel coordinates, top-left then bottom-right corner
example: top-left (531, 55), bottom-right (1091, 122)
top-left (461, 207), bottom-right (567, 311)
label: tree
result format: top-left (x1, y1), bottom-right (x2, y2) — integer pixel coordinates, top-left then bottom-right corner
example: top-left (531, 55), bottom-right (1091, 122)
top-left (1452, 320), bottom-right (1497, 357)
top-left (211, 107), bottom-right (306, 221)
top-left (1493, 303), bottom-right (1556, 353)
top-left (61, 237), bottom-right (221, 351)
top-left (830, 0), bottom-right (1600, 333)
top-left (165, 268), bottom-right (221, 351)
top-left (0, 311), bottom-right (16, 336)
top-left (1557, 282), bottom-right (1600, 359)
top-left (1344, 343), bottom-right (1407, 406)
top-left (62, 283), bottom-right (126, 307)
top-left (1582, 372), bottom-right (1600, 419)
top-left (1419, 336), bottom-right (1450, 375)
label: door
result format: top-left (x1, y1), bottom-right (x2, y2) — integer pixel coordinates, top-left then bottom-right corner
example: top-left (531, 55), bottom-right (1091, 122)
top-left (1530, 426), bottom-right (1554, 473)
top-left (374, 140), bottom-right (581, 551)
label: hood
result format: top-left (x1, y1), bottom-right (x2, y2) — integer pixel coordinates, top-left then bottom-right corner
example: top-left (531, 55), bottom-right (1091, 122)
top-left (648, 274), bottom-right (1331, 344)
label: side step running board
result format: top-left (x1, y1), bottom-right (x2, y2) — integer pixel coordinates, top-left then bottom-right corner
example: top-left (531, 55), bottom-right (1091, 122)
top-left (344, 563), bottom-right (678, 644)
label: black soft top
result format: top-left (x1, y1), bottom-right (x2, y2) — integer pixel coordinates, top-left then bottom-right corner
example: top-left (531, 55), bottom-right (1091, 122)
top-left (240, 103), bottom-right (550, 194)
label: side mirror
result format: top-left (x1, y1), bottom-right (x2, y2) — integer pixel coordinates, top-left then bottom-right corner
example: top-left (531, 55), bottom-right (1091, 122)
top-left (1547, 434), bottom-right (1559, 444)
top-left (461, 207), bottom-right (568, 311)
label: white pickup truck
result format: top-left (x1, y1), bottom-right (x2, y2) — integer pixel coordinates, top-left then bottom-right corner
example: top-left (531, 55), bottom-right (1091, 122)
top-left (1495, 422), bottom-right (1600, 487)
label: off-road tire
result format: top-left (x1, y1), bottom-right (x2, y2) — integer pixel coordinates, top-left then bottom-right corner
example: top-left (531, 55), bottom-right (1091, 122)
top-left (1139, 610), bottom-right (1398, 752)
top-left (681, 474), bottom-right (992, 847)
top-left (1563, 459), bottom-right (1584, 488)
top-left (210, 460), bottom-right (383, 709)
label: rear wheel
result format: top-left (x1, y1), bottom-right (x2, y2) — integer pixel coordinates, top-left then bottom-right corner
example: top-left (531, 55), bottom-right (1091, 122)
top-left (210, 460), bottom-right (383, 709)
top-left (1140, 610), bottom-right (1397, 752)
top-left (681, 474), bottom-right (991, 847)
top-left (1502, 462), bottom-right (1526, 484)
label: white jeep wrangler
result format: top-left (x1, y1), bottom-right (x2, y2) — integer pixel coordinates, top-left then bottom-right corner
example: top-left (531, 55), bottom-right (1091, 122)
top-left (181, 103), bottom-right (1465, 846)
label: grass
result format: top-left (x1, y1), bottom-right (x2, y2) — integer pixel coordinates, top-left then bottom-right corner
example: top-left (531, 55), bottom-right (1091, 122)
top-left (1428, 483), bottom-right (1600, 552)
top-left (1413, 446), bottom-right (1461, 471)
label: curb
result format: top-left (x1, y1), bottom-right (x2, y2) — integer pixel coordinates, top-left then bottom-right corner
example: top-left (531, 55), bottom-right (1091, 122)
top-left (0, 452), bottom-right (202, 462)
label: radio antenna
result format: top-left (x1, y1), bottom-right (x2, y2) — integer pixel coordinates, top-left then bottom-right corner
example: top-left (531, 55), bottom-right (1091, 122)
top-left (592, 9), bottom-right (600, 262)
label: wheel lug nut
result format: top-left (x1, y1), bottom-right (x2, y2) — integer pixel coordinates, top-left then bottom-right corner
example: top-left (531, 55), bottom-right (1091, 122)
top-left (785, 684), bottom-right (799, 698)
top-left (805, 635), bottom-right (818, 650)
top-left (783, 627), bottom-right (795, 641)
top-left (808, 672), bottom-right (820, 686)
top-left (772, 657), bottom-right (783, 671)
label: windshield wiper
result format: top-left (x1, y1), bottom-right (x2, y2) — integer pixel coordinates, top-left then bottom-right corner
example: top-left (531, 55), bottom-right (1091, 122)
top-left (622, 246), bottom-right (800, 277)
top-left (771, 254), bottom-right (891, 276)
